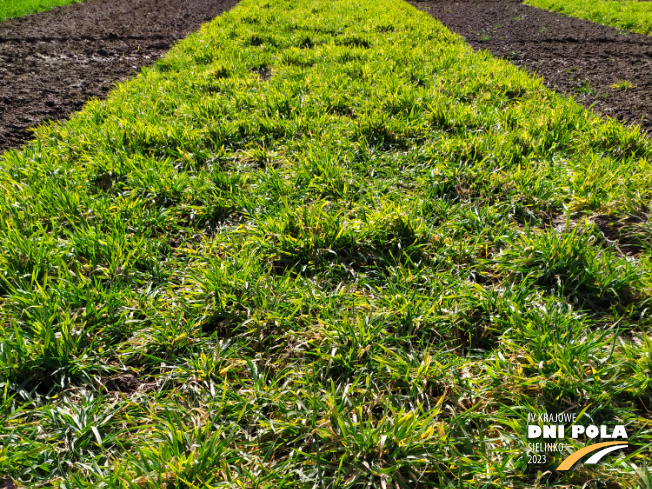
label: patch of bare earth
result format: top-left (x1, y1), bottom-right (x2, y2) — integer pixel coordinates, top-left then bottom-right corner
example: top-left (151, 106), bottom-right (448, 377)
top-left (0, 0), bottom-right (240, 152)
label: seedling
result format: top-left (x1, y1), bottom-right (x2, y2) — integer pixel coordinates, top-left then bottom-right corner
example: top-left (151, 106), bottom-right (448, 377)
top-left (611, 80), bottom-right (636, 90)
top-left (574, 80), bottom-right (595, 95)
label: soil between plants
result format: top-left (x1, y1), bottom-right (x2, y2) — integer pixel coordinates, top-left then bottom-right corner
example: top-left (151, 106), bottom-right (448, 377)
top-left (411, 0), bottom-right (652, 134)
top-left (0, 0), bottom-right (240, 152)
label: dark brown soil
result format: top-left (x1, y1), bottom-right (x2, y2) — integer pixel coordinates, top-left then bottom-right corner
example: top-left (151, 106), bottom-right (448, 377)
top-left (108, 372), bottom-right (158, 394)
top-left (0, 0), bottom-right (240, 152)
top-left (411, 0), bottom-right (652, 134)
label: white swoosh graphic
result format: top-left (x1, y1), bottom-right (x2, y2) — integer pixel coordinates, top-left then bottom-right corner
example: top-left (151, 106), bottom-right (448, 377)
top-left (584, 444), bottom-right (628, 464)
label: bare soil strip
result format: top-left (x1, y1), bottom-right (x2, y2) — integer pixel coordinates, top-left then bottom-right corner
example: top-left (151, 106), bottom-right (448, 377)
top-left (0, 0), bottom-right (239, 152)
top-left (411, 0), bottom-right (652, 134)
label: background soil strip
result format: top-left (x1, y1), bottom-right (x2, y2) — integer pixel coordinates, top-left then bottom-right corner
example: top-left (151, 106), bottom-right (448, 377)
top-left (0, 0), bottom-right (240, 152)
top-left (410, 0), bottom-right (652, 134)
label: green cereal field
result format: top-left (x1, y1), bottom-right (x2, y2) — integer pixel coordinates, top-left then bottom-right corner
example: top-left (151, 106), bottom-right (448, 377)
top-left (1, 0), bottom-right (651, 487)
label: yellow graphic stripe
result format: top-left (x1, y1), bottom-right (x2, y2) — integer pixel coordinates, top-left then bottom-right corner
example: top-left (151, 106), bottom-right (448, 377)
top-left (557, 441), bottom-right (628, 471)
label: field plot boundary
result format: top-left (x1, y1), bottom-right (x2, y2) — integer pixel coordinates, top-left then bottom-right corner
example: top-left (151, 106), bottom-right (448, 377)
top-left (0, 0), bottom-right (83, 22)
top-left (411, 0), bottom-right (652, 133)
top-left (525, 0), bottom-right (652, 36)
top-left (0, 0), bottom-right (240, 152)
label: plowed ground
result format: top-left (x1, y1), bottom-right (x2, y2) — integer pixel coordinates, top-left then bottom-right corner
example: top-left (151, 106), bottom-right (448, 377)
top-left (0, 0), bottom-right (239, 151)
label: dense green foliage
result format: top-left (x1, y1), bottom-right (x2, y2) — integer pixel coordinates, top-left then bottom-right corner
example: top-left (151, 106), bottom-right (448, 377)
top-left (525, 0), bottom-right (652, 35)
top-left (0, 0), bottom-right (82, 21)
top-left (1, 0), bottom-right (651, 486)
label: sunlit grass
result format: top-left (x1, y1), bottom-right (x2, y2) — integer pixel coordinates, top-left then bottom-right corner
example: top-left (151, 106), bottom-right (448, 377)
top-left (1, 0), bottom-right (651, 486)
top-left (525, 0), bottom-right (652, 35)
top-left (0, 0), bottom-right (83, 21)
